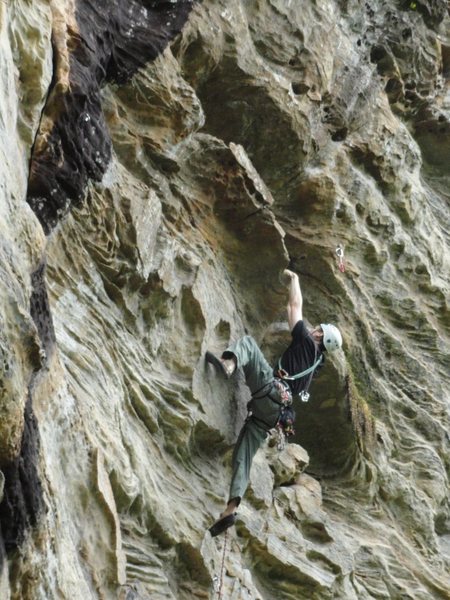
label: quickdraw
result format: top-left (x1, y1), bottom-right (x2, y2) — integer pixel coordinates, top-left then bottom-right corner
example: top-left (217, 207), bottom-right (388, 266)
top-left (336, 245), bottom-right (346, 272)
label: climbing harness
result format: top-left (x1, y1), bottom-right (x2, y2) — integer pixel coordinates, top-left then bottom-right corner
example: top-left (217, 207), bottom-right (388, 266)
top-left (248, 379), bottom-right (295, 439)
top-left (250, 378), bottom-right (292, 407)
top-left (273, 378), bottom-right (292, 403)
top-left (336, 244), bottom-right (346, 272)
top-left (213, 529), bottom-right (228, 598)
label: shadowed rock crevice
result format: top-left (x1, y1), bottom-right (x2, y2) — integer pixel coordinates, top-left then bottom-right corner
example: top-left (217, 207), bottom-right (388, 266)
top-left (294, 366), bottom-right (357, 477)
top-left (414, 108), bottom-right (450, 172)
top-left (27, 0), bottom-right (195, 233)
top-left (0, 523), bottom-right (5, 584)
top-left (188, 57), bottom-right (308, 205)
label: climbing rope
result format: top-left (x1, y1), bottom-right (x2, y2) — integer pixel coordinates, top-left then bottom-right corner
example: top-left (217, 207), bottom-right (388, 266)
top-left (216, 529), bottom-right (228, 598)
top-left (336, 245), bottom-right (346, 272)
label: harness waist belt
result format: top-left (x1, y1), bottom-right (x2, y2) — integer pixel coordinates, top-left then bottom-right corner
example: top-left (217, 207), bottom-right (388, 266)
top-left (251, 379), bottom-right (292, 404)
top-left (247, 414), bottom-right (276, 432)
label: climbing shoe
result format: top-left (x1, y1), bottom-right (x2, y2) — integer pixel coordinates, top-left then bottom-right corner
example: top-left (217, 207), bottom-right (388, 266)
top-left (208, 513), bottom-right (237, 537)
top-left (205, 351), bottom-right (235, 379)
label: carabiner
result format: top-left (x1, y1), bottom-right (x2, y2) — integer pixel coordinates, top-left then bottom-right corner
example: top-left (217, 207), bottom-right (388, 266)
top-left (335, 245), bottom-right (346, 272)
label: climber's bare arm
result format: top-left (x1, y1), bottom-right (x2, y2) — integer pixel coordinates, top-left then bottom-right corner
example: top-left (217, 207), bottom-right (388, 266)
top-left (284, 269), bottom-right (303, 331)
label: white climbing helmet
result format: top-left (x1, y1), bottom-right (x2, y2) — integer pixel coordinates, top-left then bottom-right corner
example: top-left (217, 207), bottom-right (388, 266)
top-left (320, 323), bottom-right (342, 352)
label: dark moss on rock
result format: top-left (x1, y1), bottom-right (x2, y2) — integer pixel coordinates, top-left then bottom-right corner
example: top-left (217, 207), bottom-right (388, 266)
top-left (30, 262), bottom-right (56, 355)
top-left (0, 394), bottom-right (44, 552)
top-left (28, 0), bottom-right (194, 233)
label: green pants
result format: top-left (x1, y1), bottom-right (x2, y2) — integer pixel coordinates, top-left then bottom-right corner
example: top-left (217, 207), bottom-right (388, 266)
top-left (223, 336), bottom-right (281, 503)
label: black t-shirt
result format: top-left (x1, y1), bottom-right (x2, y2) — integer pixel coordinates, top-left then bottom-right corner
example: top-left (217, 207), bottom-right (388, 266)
top-left (275, 320), bottom-right (323, 395)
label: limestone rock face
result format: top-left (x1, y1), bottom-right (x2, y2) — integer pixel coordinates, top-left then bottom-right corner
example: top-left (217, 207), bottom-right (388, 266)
top-left (0, 0), bottom-right (449, 599)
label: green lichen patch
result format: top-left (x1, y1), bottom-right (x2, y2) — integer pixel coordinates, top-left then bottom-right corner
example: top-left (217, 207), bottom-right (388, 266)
top-left (345, 370), bottom-right (376, 457)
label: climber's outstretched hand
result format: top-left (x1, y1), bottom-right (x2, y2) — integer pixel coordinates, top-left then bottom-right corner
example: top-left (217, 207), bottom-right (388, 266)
top-left (283, 269), bottom-right (298, 281)
top-left (284, 269), bottom-right (302, 330)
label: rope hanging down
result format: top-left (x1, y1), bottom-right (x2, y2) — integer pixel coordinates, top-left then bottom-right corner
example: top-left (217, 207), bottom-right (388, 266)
top-left (213, 529), bottom-right (228, 598)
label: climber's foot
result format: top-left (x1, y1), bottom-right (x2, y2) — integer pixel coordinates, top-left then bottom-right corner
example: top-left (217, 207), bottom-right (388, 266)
top-left (205, 351), bottom-right (236, 379)
top-left (208, 513), bottom-right (237, 537)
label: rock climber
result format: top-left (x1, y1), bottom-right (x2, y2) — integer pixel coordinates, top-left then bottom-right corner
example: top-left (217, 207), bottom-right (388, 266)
top-left (206, 268), bottom-right (342, 537)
